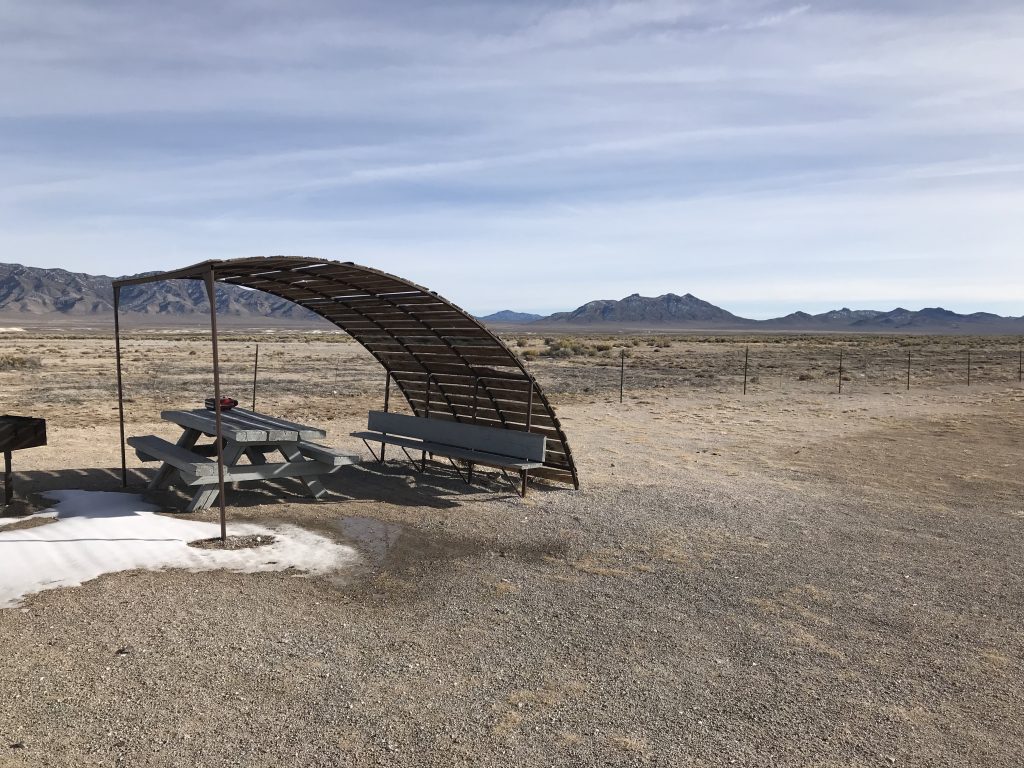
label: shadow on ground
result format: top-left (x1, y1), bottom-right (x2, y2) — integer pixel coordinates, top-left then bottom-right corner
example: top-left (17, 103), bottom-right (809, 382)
top-left (11, 458), bottom-right (557, 514)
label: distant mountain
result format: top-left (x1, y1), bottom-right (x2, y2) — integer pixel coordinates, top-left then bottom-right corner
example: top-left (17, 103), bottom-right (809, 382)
top-left (761, 307), bottom-right (886, 329)
top-left (0, 262), bottom-right (317, 321)
top-left (478, 310), bottom-right (544, 324)
top-left (2, 263), bottom-right (1021, 333)
top-left (850, 307), bottom-right (1009, 330)
top-left (531, 293), bottom-right (1023, 333)
top-left (543, 293), bottom-right (751, 326)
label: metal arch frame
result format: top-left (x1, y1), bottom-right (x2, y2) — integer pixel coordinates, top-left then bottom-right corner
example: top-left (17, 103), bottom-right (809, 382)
top-left (217, 260), bottom-right (581, 487)
top-left (112, 257), bottom-right (580, 524)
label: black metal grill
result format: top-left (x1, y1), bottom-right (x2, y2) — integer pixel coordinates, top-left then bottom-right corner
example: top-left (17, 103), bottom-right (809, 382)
top-left (1, 415), bottom-right (47, 506)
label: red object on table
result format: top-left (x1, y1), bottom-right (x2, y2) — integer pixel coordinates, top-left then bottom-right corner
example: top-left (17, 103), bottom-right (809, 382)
top-left (204, 397), bottom-right (238, 411)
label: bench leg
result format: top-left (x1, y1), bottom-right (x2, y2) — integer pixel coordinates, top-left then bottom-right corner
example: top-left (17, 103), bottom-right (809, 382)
top-left (148, 428), bottom-right (202, 491)
top-left (186, 442), bottom-right (245, 512)
top-left (278, 443), bottom-right (327, 500)
top-left (467, 462), bottom-right (474, 485)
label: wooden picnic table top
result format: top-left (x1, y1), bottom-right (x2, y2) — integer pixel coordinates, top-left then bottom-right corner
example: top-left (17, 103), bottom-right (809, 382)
top-left (161, 408), bottom-right (327, 444)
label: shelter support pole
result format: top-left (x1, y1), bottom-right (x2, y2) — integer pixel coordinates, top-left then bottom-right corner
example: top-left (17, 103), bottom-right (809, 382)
top-left (3, 450), bottom-right (12, 506)
top-left (421, 374), bottom-right (431, 472)
top-left (468, 380), bottom-right (480, 484)
top-left (114, 286), bottom-right (128, 488)
top-left (204, 270), bottom-right (228, 542)
top-left (522, 380), bottom-right (535, 497)
top-left (380, 372), bottom-right (391, 463)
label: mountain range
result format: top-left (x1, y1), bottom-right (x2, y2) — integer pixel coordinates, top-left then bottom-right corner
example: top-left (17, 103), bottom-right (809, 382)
top-left (484, 292), bottom-right (1024, 332)
top-left (1, 262), bottom-right (1020, 333)
top-left (0, 262), bottom-right (317, 322)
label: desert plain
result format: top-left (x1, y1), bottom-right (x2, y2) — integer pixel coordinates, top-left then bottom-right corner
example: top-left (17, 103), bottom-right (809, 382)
top-left (0, 327), bottom-right (1022, 767)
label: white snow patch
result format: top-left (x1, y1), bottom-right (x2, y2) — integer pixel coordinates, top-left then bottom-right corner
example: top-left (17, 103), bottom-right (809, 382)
top-left (0, 327), bottom-right (26, 333)
top-left (0, 490), bottom-right (358, 609)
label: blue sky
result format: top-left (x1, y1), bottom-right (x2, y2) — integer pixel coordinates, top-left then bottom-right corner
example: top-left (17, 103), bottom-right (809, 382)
top-left (1, 0), bottom-right (1022, 318)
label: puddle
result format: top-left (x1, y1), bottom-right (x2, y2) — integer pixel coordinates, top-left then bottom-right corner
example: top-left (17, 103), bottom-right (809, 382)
top-left (334, 516), bottom-right (405, 561)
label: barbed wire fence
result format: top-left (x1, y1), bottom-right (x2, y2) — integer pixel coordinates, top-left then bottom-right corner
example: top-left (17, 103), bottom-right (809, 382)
top-left (589, 338), bottom-right (1024, 401)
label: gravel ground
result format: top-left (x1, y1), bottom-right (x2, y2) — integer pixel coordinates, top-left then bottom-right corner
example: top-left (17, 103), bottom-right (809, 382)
top-left (0, 334), bottom-right (1022, 766)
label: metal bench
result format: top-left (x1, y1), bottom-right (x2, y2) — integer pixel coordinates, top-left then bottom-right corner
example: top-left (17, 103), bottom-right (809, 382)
top-left (352, 410), bottom-right (546, 497)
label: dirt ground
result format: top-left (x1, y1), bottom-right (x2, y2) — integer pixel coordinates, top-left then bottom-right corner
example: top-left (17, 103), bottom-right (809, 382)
top-left (0, 329), bottom-right (1022, 767)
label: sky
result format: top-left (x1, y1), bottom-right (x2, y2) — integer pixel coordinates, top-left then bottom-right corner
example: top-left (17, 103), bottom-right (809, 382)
top-left (1, 1), bottom-right (1022, 318)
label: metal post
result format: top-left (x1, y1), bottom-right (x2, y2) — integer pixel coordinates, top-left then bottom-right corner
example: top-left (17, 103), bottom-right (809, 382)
top-left (422, 374), bottom-right (431, 471)
top-left (3, 451), bottom-right (11, 506)
top-left (522, 379), bottom-right (535, 497)
top-left (619, 350), bottom-right (625, 403)
top-left (379, 371), bottom-right (391, 463)
top-left (967, 350), bottom-right (971, 387)
top-left (113, 286), bottom-right (128, 488)
top-left (468, 379), bottom-right (479, 482)
top-left (1018, 344), bottom-right (1022, 384)
top-left (838, 348), bottom-right (844, 394)
top-left (906, 351), bottom-right (911, 391)
top-left (251, 343), bottom-right (259, 411)
top-left (204, 270), bottom-right (228, 542)
top-left (526, 380), bottom-right (534, 431)
top-left (743, 346), bottom-right (749, 395)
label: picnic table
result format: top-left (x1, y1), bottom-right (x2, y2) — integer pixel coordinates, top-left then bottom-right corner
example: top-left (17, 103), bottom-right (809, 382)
top-left (127, 408), bottom-right (358, 512)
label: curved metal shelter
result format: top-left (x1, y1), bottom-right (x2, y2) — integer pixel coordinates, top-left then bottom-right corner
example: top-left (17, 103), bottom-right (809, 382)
top-left (112, 256), bottom-right (579, 503)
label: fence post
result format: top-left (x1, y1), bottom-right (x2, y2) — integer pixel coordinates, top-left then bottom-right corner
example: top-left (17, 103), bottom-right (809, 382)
top-left (838, 348), bottom-right (844, 394)
top-left (1018, 344), bottom-right (1022, 384)
top-left (967, 350), bottom-right (971, 387)
top-left (619, 349), bottom-right (625, 403)
top-left (906, 350), bottom-right (911, 391)
top-left (743, 346), bottom-right (749, 395)
top-left (251, 343), bottom-right (259, 411)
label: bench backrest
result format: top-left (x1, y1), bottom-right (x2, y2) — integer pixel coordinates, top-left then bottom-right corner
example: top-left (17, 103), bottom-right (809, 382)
top-left (367, 411), bottom-right (546, 462)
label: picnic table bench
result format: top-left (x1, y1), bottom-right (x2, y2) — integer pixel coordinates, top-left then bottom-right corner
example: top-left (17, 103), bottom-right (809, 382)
top-left (128, 408), bottom-right (358, 511)
top-left (352, 410), bottom-right (546, 496)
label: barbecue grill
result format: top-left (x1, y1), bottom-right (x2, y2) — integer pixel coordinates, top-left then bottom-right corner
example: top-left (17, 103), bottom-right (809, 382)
top-left (0, 415), bottom-right (47, 506)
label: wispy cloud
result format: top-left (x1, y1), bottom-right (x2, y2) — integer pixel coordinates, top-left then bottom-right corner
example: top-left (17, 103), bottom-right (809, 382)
top-left (1, 0), bottom-right (1022, 315)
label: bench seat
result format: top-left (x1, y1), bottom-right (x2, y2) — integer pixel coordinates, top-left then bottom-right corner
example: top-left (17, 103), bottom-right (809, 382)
top-left (295, 441), bottom-right (360, 467)
top-left (128, 435), bottom-right (217, 476)
top-left (352, 411), bottom-right (547, 496)
top-left (350, 431), bottom-right (544, 471)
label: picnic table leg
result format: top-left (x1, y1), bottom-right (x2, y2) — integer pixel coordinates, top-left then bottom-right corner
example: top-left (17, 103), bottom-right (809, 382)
top-left (244, 447), bottom-right (269, 465)
top-left (187, 442), bottom-right (245, 512)
top-left (521, 469), bottom-right (528, 498)
top-left (149, 428), bottom-right (202, 491)
top-left (277, 443), bottom-right (328, 500)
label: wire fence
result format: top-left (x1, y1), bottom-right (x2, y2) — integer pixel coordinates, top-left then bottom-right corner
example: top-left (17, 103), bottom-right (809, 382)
top-left (532, 340), bottom-right (1024, 399)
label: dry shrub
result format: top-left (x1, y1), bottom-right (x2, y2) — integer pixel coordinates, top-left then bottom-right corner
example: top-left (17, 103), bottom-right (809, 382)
top-left (0, 354), bottom-right (42, 370)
